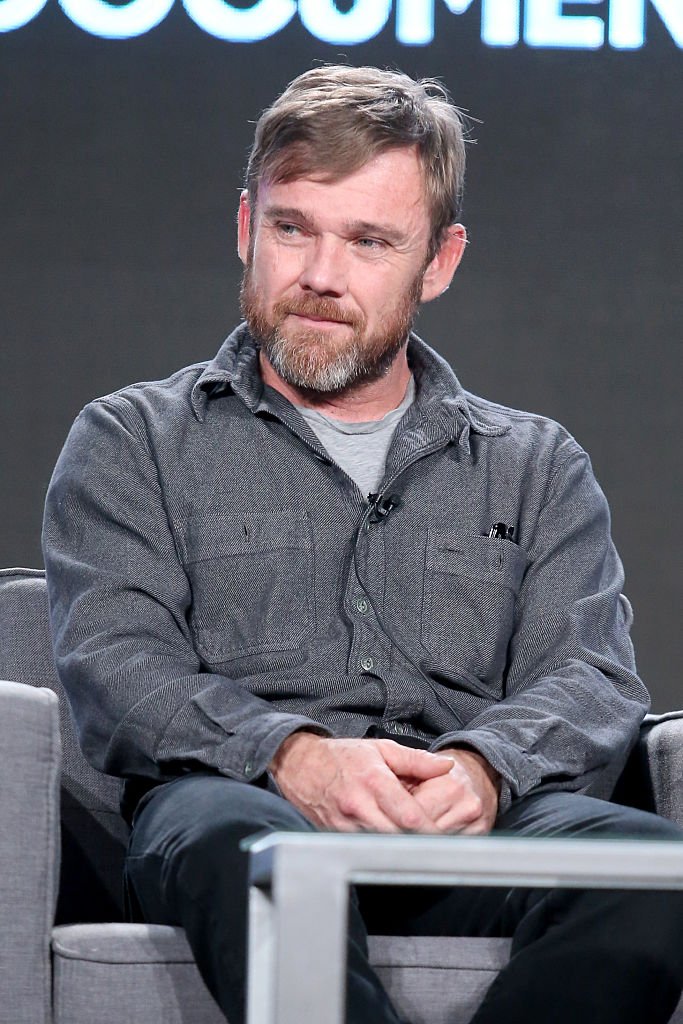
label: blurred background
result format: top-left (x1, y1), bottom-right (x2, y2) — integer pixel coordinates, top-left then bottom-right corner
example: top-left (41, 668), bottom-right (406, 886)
top-left (2, 0), bottom-right (681, 708)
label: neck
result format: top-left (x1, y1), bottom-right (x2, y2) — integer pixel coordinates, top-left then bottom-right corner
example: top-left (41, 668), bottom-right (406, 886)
top-left (258, 349), bottom-right (412, 423)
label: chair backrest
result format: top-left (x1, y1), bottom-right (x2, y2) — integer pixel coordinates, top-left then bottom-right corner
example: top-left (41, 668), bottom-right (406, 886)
top-left (0, 568), bottom-right (129, 924)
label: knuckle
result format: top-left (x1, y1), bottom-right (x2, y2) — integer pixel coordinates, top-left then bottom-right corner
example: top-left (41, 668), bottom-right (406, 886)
top-left (366, 766), bottom-right (393, 792)
top-left (338, 793), bottom-right (361, 817)
top-left (461, 795), bottom-right (483, 822)
top-left (466, 793), bottom-right (483, 816)
top-left (398, 805), bottom-right (425, 832)
top-left (333, 815), bottom-right (359, 832)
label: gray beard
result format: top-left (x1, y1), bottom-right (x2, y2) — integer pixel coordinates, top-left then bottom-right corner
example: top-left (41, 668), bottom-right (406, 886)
top-left (240, 266), bottom-right (422, 396)
top-left (260, 325), bottom-right (407, 394)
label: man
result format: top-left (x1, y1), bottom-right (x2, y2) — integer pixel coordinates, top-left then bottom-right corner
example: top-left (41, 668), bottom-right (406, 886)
top-left (43, 65), bottom-right (683, 1024)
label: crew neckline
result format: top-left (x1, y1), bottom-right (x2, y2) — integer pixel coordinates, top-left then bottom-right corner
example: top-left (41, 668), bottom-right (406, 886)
top-left (294, 376), bottom-right (415, 435)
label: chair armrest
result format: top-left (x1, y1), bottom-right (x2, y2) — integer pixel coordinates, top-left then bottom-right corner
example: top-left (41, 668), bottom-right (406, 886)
top-left (615, 713), bottom-right (683, 824)
top-left (0, 679), bottom-right (60, 1024)
top-left (639, 713), bottom-right (683, 825)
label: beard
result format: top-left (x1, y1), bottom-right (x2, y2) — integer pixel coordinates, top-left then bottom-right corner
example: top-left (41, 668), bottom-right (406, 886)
top-left (240, 263), bottom-right (423, 396)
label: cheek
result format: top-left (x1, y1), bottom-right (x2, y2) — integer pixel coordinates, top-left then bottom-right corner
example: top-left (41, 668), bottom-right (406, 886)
top-left (259, 249), bottom-right (303, 296)
top-left (358, 276), bottom-right (402, 320)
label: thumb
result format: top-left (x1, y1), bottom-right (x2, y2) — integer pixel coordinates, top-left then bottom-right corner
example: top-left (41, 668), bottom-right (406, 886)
top-left (380, 742), bottom-right (454, 780)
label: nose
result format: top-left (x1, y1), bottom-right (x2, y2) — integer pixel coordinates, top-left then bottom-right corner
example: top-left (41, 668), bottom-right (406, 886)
top-left (298, 235), bottom-right (347, 298)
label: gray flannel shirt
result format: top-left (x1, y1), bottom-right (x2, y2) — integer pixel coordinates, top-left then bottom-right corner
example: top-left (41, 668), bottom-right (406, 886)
top-left (43, 324), bottom-right (649, 813)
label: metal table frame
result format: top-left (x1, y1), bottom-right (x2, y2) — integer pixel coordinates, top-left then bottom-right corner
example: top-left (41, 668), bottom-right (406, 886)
top-left (245, 831), bottom-right (683, 1024)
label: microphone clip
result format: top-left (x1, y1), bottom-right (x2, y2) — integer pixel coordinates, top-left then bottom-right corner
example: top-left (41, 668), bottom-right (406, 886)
top-left (368, 492), bottom-right (402, 524)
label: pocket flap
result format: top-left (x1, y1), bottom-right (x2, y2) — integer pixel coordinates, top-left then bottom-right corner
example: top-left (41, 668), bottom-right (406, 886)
top-left (181, 509), bottom-right (311, 564)
top-left (427, 530), bottom-right (527, 587)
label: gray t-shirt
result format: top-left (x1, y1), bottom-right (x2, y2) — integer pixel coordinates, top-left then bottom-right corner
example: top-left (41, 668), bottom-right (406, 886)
top-left (295, 377), bottom-right (416, 497)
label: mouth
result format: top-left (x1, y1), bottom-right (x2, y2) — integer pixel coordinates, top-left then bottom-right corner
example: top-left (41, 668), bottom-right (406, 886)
top-left (288, 312), bottom-right (349, 327)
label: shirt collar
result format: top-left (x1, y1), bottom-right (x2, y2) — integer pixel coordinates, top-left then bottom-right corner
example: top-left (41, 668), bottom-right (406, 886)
top-left (191, 323), bottom-right (262, 420)
top-left (191, 322), bottom-right (510, 451)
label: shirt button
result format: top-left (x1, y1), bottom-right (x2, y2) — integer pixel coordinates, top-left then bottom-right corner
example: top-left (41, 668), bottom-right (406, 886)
top-left (244, 761), bottom-right (253, 775)
top-left (360, 657), bottom-right (375, 672)
top-left (356, 597), bottom-right (369, 614)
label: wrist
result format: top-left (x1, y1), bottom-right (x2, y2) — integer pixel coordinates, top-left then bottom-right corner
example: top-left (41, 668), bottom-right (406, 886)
top-left (269, 729), bottom-right (324, 779)
top-left (440, 747), bottom-right (502, 795)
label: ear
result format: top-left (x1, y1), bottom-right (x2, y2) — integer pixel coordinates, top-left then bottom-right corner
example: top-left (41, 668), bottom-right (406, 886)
top-left (237, 190), bottom-right (252, 264)
top-left (420, 224), bottom-right (467, 303)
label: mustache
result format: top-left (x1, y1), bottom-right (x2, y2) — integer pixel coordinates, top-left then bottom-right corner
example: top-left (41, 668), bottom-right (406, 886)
top-left (273, 295), bottom-right (364, 328)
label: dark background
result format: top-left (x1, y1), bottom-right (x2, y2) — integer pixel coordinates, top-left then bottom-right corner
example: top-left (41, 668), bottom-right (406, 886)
top-left (2, 2), bottom-right (681, 708)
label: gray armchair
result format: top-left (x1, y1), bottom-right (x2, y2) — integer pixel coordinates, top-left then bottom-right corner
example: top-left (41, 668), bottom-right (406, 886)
top-left (1, 566), bottom-right (682, 1024)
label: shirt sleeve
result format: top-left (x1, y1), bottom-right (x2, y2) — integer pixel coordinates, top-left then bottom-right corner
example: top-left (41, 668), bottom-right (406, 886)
top-left (429, 447), bottom-right (650, 811)
top-left (42, 398), bottom-right (331, 785)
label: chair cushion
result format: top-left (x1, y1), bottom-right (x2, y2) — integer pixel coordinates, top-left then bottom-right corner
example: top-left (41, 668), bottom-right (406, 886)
top-left (52, 924), bottom-right (225, 1024)
top-left (52, 922), bottom-right (683, 1024)
top-left (52, 923), bottom-right (513, 1024)
top-left (370, 935), bottom-right (512, 1024)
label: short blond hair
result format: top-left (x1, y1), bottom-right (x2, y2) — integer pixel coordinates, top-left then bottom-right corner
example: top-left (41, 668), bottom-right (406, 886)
top-left (246, 65), bottom-right (467, 259)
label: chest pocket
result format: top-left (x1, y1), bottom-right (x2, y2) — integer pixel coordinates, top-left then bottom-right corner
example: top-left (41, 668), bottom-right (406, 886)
top-left (181, 510), bottom-right (315, 664)
top-left (421, 530), bottom-right (527, 689)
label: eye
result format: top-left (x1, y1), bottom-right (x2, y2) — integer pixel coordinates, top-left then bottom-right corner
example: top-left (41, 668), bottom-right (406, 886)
top-left (276, 222), bottom-right (304, 239)
top-left (355, 237), bottom-right (387, 254)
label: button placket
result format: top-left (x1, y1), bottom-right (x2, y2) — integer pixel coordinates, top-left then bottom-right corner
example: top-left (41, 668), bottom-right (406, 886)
top-left (345, 517), bottom-right (389, 679)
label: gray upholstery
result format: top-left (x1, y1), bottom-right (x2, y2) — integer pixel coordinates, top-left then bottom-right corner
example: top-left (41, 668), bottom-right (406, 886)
top-left (49, 925), bottom-right (513, 1024)
top-left (0, 568), bottom-right (127, 925)
top-left (371, 936), bottom-right (513, 1024)
top-left (0, 678), bottom-right (59, 1024)
top-left (638, 714), bottom-right (683, 819)
top-left (1, 566), bottom-right (683, 1024)
top-left (52, 925), bottom-right (226, 1024)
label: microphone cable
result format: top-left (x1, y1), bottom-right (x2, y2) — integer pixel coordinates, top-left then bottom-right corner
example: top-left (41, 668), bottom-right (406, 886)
top-left (350, 492), bottom-right (465, 729)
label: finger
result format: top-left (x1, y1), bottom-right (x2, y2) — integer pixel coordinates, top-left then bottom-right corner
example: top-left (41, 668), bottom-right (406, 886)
top-left (440, 813), bottom-right (494, 836)
top-left (378, 741), bottom-right (454, 781)
top-left (372, 776), bottom-right (441, 833)
top-left (358, 809), bottom-right (403, 834)
top-left (348, 758), bottom-right (443, 832)
top-left (457, 819), bottom-right (493, 835)
top-left (413, 776), bottom-right (486, 827)
top-left (433, 797), bottom-right (492, 834)
top-left (412, 781), bottom-right (458, 823)
top-left (329, 809), bottom-right (403, 834)
top-left (330, 786), bottom-right (405, 834)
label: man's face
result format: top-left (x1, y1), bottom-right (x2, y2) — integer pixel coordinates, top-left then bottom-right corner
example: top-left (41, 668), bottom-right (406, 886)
top-left (238, 146), bottom-right (451, 395)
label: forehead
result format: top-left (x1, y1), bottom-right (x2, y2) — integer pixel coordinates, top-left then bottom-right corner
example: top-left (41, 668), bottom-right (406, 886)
top-left (257, 146), bottom-right (430, 237)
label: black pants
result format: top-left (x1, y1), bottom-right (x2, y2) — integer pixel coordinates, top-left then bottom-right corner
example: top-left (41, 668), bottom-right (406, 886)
top-left (126, 775), bottom-right (683, 1024)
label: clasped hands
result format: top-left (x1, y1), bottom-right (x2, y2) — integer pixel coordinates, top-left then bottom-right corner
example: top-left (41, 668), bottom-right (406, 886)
top-left (269, 734), bottom-right (500, 835)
